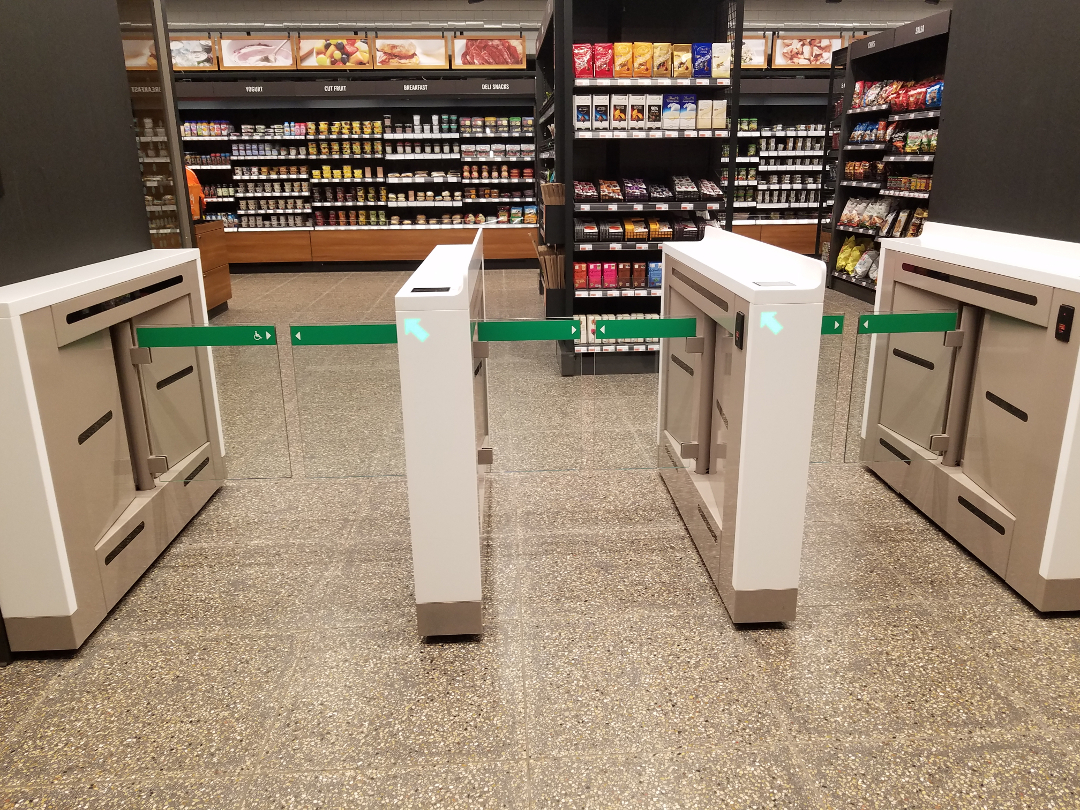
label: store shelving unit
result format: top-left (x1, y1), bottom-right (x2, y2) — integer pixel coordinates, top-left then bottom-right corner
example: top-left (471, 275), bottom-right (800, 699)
top-left (175, 74), bottom-right (539, 262)
top-left (536, 0), bottom-right (745, 374)
top-left (825, 11), bottom-right (950, 303)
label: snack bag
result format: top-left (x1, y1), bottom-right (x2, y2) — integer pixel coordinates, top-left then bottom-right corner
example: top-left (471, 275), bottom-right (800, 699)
top-left (613, 43), bottom-right (633, 77)
top-left (593, 43), bottom-right (614, 77)
top-left (925, 80), bottom-right (944, 109)
top-left (851, 81), bottom-right (867, 109)
top-left (854, 249), bottom-right (879, 278)
top-left (633, 42), bottom-right (653, 77)
top-left (572, 44), bottom-right (594, 78)
top-left (836, 235), bottom-right (857, 271)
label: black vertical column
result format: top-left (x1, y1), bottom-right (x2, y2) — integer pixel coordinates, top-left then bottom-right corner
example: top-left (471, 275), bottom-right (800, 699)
top-left (932, 0), bottom-right (1080, 242)
top-left (0, 2), bottom-right (151, 285)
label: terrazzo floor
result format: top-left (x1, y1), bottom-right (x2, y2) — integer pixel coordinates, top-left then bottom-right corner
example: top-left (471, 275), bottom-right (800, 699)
top-left (3, 266), bottom-right (1080, 808)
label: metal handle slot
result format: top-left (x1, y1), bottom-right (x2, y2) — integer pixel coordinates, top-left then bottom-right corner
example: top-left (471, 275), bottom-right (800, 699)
top-left (65, 276), bottom-right (184, 325)
top-left (892, 347), bottom-right (935, 370)
top-left (671, 266), bottom-right (729, 311)
top-left (670, 354), bottom-right (694, 376)
top-left (985, 391), bottom-right (1029, 422)
top-left (957, 496), bottom-right (1006, 535)
top-left (104, 522), bottom-right (145, 566)
top-left (155, 365), bottom-right (194, 390)
top-left (879, 437), bottom-right (911, 464)
top-left (901, 263), bottom-right (1038, 307)
top-left (77, 411), bottom-right (113, 446)
top-left (183, 458), bottom-right (210, 487)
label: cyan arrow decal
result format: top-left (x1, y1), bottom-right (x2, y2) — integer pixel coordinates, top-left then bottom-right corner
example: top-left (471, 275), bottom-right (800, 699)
top-left (403, 318), bottom-right (429, 342)
top-left (760, 311), bottom-right (783, 335)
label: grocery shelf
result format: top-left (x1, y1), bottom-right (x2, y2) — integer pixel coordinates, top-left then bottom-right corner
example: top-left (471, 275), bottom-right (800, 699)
top-left (840, 180), bottom-right (883, 188)
top-left (464, 198), bottom-right (536, 203)
top-left (465, 178), bottom-right (535, 184)
top-left (312, 223), bottom-right (535, 230)
top-left (756, 202), bottom-right (823, 210)
top-left (387, 200), bottom-right (463, 208)
top-left (758, 183), bottom-right (822, 189)
top-left (230, 134), bottom-right (308, 141)
top-left (574, 344), bottom-right (661, 353)
top-left (733, 180), bottom-right (757, 186)
top-left (759, 150), bottom-right (823, 157)
top-left (230, 155), bottom-right (311, 161)
top-left (883, 154), bottom-right (935, 162)
top-left (574, 242), bottom-right (666, 251)
top-left (846, 104), bottom-right (891, 115)
top-left (575, 130), bottom-right (730, 139)
top-left (760, 129), bottom-right (827, 137)
top-left (735, 157), bottom-right (760, 164)
top-left (234, 174), bottom-right (309, 180)
top-left (736, 131), bottom-right (761, 138)
top-left (237, 226), bottom-right (313, 232)
top-left (751, 218), bottom-right (822, 225)
top-left (732, 201), bottom-right (757, 208)
top-left (759, 164), bottom-right (823, 171)
top-left (235, 192), bottom-right (311, 198)
top-left (574, 201), bottom-right (723, 212)
top-left (310, 134), bottom-right (384, 140)
top-left (459, 134), bottom-right (532, 140)
top-left (310, 177), bottom-right (369, 184)
top-left (204, 197), bottom-right (235, 202)
top-left (145, 204), bottom-right (178, 212)
top-left (182, 135), bottom-right (230, 141)
top-left (384, 153), bottom-right (461, 160)
top-left (888, 110), bottom-right (940, 122)
top-left (311, 201), bottom-right (386, 207)
top-left (148, 228), bottom-right (179, 234)
top-left (188, 164), bottom-right (233, 170)
top-left (844, 143), bottom-right (887, 151)
top-left (239, 208), bottom-right (312, 214)
top-left (832, 270), bottom-right (877, 289)
top-left (836, 224), bottom-right (879, 236)
top-left (384, 133), bottom-right (461, 140)
top-left (880, 189), bottom-right (931, 199)
top-left (306, 154), bottom-right (383, 160)
top-left (461, 155), bottom-right (533, 162)
top-left (387, 176), bottom-right (461, 184)
top-left (573, 77), bottom-right (731, 87)
top-left (575, 289), bottom-right (662, 297)
top-left (139, 156), bottom-right (171, 163)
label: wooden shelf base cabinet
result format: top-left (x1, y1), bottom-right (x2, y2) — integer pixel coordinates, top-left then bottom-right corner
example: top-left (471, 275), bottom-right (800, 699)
top-left (194, 221), bottom-right (233, 311)
top-left (224, 227), bottom-right (538, 264)
top-left (731, 222), bottom-right (818, 255)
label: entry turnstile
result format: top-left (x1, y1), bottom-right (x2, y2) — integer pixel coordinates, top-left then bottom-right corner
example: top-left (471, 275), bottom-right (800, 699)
top-left (0, 250), bottom-right (225, 651)
top-left (862, 223), bottom-right (1080, 611)
top-left (396, 230), bottom-right (489, 637)
top-left (658, 229), bottom-right (825, 623)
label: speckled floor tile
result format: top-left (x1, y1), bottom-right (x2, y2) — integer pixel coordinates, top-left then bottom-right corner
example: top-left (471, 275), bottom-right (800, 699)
top-left (0, 776), bottom-right (247, 809)
top-left (798, 522), bottom-right (924, 607)
top-left (803, 730), bottom-right (1080, 809)
top-left (0, 635), bottom-right (294, 784)
top-left (0, 659), bottom-right (73, 756)
top-left (530, 747), bottom-right (812, 809)
top-left (747, 604), bottom-right (1029, 740)
top-left (522, 611), bottom-right (781, 757)
top-left (264, 626), bottom-right (526, 770)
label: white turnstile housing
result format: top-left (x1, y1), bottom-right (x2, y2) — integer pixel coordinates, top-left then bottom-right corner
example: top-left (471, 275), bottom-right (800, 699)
top-left (0, 249), bottom-right (225, 650)
top-left (396, 230), bottom-right (489, 636)
top-left (658, 229), bottom-right (825, 623)
top-left (863, 222), bottom-right (1080, 611)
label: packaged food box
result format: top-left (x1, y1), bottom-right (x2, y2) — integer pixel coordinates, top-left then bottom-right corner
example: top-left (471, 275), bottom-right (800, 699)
top-left (598, 179), bottom-right (624, 201)
top-left (575, 95), bottom-right (593, 130)
top-left (633, 42), bottom-right (652, 77)
top-left (652, 43), bottom-right (671, 77)
top-left (622, 178), bottom-right (647, 201)
top-left (680, 94), bottom-right (697, 129)
top-left (510, 207), bottom-right (523, 224)
top-left (573, 43), bottom-right (593, 78)
top-left (574, 181), bottom-right (598, 201)
top-left (602, 262), bottom-right (618, 288)
top-left (632, 262), bottom-right (647, 287)
top-left (611, 94), bottom-right (628, 129)
top-left (647, 262), bottom-right (663, 288)
top-left (662, 94), bottom-right (681, 129)
top-left (697, 99), bottom-right (713, 130)
top-left (692, 43), bottom-right (712, 78)
top-left (672, 44), bottom-right (692, 77)
top-left (617, 262), bottom-right (633, 287)
top-left (587, 263), bottom-right (603, 288)
top-left (613, 43), bottom-right (633, 77)
top-left (629, 94), bottom-right (646, 129)
top-left (646, 95), bottom-right (664, 129)
top-left (524, 205), bottom-right (538, 224)
top-left (593, 43), bottom-right (614, 77)
top-left (712, 99), bottom-right (728, 131)
top-left (592, 95), bottom-right (610, 129)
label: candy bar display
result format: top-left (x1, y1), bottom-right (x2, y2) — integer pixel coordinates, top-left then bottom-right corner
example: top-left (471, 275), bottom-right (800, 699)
top-left (573, 181), bottom-right (599, 201)
top-left (574, 217), bottom-right (599, 241)
top-left (598, 180), bottom-right (624, 201)
top-left (671, 176), bottom-right (699, 201)
top-left (648, 183), bottom-right (674, 202)
top-left (597, 219), bottom-right (625, 241)
top-left (622, 178), bottom-right (648, 201)
top-left (573, 40), bottom-right (731, 79)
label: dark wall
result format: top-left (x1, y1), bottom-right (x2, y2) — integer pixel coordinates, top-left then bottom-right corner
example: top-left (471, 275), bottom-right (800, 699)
top-left (932, 0), bottom-right (1080, 243)
top-left (0, 1), bottom-right (151, 286)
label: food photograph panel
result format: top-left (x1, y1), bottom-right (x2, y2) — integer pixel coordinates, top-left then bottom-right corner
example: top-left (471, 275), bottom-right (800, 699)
top-left (219, 35), bottom-right (296, 70)
top-left (297, 36), bottom-right (372, 68)
top-left (122, 36), bottom-right (158, 70)
top-left (772, 35), bottom-right (843, 68)
top-left (740, 36), bottom-right (768, 69)
top-left (170, 36), bottom-right (217, 71)
top-left (452, 36), bottom-right (527, 69)
top-left (373, 37), bottom-right (449, 69)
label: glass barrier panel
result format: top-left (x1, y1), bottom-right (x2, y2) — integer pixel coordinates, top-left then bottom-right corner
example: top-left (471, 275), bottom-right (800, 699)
top-left (289, 323), bottom-right (404, 479)
top-left (134, 324), bottom-right (291, 480)
top-left (845, 309), bottom-right (959, 464)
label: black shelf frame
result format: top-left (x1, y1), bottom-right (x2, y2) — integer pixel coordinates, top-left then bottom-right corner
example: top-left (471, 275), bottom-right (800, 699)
top-left (824, 11), bottom-right (950, 304)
